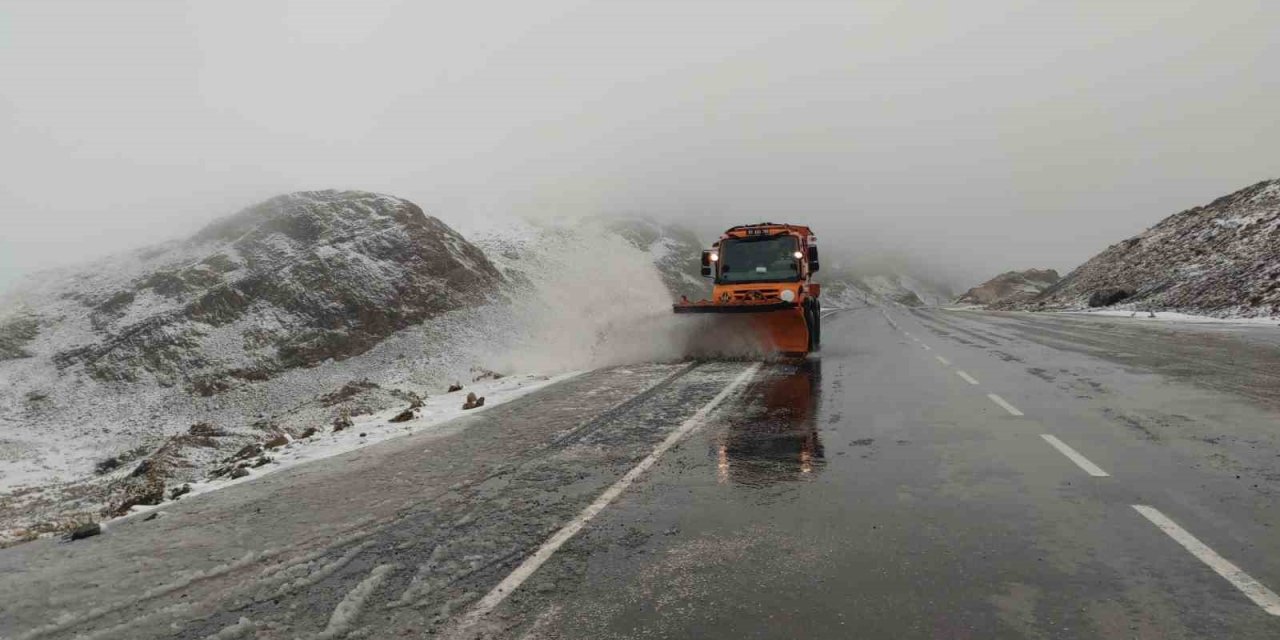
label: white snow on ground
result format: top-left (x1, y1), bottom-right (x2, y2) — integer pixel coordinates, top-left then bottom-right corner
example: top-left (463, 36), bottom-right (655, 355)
top-left (115, 371), bottom-right (579, 522)
top-left (1060, 309), bottom-right (1280, 325)
top-left (943, 306), bottom-right (1279, 325)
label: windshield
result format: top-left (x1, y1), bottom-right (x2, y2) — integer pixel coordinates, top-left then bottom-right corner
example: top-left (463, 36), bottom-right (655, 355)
top-left (718, 236), bottom-right (801, 283)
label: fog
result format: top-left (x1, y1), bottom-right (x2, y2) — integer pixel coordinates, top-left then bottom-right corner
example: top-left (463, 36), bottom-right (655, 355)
top-left (3, 0), bottom-right (1278, 292)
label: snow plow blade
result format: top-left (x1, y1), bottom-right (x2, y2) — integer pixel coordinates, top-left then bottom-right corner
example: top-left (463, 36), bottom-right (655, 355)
top-left (673, 300), bottom-right (811, 356)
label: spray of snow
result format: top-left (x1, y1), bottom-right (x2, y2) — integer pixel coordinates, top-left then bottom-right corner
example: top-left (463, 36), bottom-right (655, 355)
top-left (460, 216), bottom-right (695, 373)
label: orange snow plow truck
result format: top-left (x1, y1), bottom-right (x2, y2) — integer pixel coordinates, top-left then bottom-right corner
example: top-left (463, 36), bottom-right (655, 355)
top-left (673, 223), bottom-right (821, 356)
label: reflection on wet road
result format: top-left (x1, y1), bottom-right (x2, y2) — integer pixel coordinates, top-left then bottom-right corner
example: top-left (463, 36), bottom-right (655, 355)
top-left (716, 360), bottom-right (824, 485)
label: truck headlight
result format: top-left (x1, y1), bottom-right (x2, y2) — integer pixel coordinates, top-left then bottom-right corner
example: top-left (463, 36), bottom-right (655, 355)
top-left (779, 289), bottom-right (796, 302)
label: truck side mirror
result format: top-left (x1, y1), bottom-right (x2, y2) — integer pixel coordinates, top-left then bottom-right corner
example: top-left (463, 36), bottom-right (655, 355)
top-left (700, 250), bottom-right (714, 277)
top-left (807, 246), bottom-right (820, 273)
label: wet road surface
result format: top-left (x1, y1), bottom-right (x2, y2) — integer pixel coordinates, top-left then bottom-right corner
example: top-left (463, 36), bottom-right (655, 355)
top-left (3, 307), bottom-right (1280, 638)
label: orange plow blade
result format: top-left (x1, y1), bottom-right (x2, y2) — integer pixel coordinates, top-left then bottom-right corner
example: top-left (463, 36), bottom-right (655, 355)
top-left (673, 301), bottom-right (810, 356)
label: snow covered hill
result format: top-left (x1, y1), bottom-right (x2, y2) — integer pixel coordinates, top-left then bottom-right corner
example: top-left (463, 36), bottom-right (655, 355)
top-left (956, 269), bottom-right (1060, 306)
top-left (1017, 179), bottom-right (1280, 317)
top-left (11, 190), bottom-right (499, 394)
top-left (0, 191), bottom-right (526, 541)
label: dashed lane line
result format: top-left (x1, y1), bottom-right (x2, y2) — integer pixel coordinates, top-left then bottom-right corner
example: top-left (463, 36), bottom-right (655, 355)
top-left (900, 308), bottom-right (1280, 617)
top-left (448, 363), bottom-right (764, 635)
top-left (1133, 506), bottom-right (1280, 616)
top-left (987, 393), bottom-right (1024, 416)
top-left (1040, 434), bottom-right (1109, 477)
top-left (920, 344), bottom-right (932, 351)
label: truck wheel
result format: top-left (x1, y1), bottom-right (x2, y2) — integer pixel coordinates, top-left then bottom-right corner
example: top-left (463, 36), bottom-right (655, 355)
top-left (812, 300), bottom-right (822, 351)
top-left (802, 300), bottom-right (819, 353)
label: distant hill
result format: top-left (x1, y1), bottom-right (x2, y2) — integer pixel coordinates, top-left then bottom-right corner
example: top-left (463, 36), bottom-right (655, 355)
top-left (957, 269), bottom-right (1060, 306)
top-left (815, 264), bottom-right (955, 309)
top-left (1017, 179), bottom-right (1280, 316)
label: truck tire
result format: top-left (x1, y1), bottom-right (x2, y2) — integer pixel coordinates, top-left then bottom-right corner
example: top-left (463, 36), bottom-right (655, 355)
top-left (812, 299), bottom-right (822, 351)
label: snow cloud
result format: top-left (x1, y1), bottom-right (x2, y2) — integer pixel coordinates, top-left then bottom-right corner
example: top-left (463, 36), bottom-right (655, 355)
top-left (3, 0), bottom-right (1279, 289)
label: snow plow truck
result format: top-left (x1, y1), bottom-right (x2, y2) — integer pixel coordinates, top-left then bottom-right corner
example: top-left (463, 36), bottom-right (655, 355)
top-left (674, 223), bottom-right (821, 356)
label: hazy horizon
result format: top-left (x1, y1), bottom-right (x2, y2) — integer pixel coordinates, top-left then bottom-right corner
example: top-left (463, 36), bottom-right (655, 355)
top-left (4, 0), bottom-right (1278, 292)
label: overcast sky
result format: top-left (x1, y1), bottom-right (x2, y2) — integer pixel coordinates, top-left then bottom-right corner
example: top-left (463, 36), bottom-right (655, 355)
top-left (2, 0), bottom-right (1277, 291)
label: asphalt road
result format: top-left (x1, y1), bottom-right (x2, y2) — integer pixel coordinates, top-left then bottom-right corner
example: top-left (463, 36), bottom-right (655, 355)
top-left (3, 306), bottom-right (1280, 639)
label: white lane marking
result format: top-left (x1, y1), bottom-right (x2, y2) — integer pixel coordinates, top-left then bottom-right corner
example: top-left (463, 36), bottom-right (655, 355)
top-left (317, 563), bottom-right (397, 639)
top-left (935, 355), bottom-right (951, 366)
top-left (920, 344), bottom-right (932, 351)
top-left (882, 310), bottom-right (900, 330)
top-left (903, 331), bottom-right (912, 337)
top-left (1040, 434), bottom-right (1109, 477)
top-left (987, 393), bottom-right (1024, 416)
top-left (956, 370), bottom-right (980, 385)
top-left (1133, 505), bottom-right (1280, 615)
top-left (451, 363), bottom-right (763, 634)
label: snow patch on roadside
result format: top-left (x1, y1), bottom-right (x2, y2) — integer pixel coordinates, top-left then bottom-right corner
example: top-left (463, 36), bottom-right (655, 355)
top-left (117, 371), bottom-right (578, 522)
top-left (1059, 309), bottom-right (1280, 326)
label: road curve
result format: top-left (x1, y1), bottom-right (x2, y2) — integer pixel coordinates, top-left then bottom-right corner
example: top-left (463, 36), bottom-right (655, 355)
top-left (3, 306), bottom-right (1280, 638)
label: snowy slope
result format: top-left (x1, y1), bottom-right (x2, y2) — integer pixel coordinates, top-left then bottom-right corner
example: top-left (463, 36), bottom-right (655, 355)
top-left (0, 191), bottom-right (506, 489)
top-left (1021, 179), bottom-right (1280, 317)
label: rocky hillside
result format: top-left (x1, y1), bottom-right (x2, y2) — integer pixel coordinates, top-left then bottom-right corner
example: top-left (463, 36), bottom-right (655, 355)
top-left (1019, 179), bottom-right (1280, 316)
top-left (50, 190), bottom-right (500, 394)
top-left (0, 191), bottom-right (506, 508)
top-left (956, 269), bottom-right (1060, 306)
